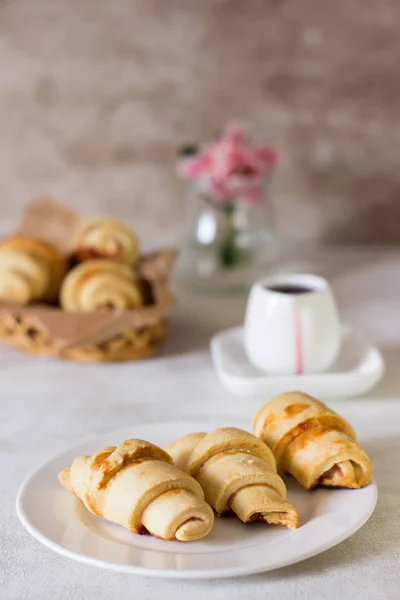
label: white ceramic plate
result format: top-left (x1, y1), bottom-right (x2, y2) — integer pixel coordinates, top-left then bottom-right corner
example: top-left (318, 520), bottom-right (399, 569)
top-left (17, 420), bottom-right (377, 579)
top-left (211, 325), bottom-right (384, 400)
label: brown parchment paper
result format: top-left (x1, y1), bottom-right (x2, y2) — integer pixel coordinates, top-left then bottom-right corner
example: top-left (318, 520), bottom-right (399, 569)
top-left (0, 198), bottom-right (176, 353)
top-left (15, 197), bottom-right (82, 253)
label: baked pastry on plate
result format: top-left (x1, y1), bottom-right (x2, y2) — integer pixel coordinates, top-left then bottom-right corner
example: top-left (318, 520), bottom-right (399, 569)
top-left (59, 439), bottom-right (214, 541)
top-left (253, 391), bottom-right (372, 490)
top-left (167, 427), bottom-right (299, 529)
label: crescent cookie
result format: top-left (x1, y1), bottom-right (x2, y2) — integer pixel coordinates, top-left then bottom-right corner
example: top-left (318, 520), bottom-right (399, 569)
top-left (0, 236), bottom-right (67, 304)
top-left (73, 218), bottom-right (140, 265)
top-left (59, 439), bottom-right (214, 541)
top-left (167, 427), bottom-right (299, 529)
top-left (60, 260), bottom-right (144, 312)
top-left (253, 392), bottom-right (372, 490)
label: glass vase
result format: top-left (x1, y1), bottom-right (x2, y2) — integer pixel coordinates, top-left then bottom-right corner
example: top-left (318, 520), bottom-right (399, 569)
top-left (177, 183), bottom-right (276, 294)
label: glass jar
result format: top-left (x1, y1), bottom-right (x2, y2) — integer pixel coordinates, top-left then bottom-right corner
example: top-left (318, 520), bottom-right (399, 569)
top-left (177, 182), bottom-right (276, 294)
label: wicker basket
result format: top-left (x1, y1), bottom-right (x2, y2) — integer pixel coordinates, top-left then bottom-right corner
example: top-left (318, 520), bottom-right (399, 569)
top-left (0, 200), bottom-right (176, 362)
top-left (0, 251), bottom-right (175, 363)
top-left (0, 313), bottom-right (168, 362)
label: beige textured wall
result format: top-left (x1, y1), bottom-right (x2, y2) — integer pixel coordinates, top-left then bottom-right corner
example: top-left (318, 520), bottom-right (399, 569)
top-left (0, 0), bottom-right (399, 243)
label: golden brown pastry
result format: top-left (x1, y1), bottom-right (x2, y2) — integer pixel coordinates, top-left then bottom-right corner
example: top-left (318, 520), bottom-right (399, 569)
top-left (253, 391), bottom-right (372, 490)
top-left (59, 439), bottom-right (214, 541)
top-left (166, 427), bottom-right (299, 529)
top-left (60, 260), bottom-right (143, 312)
top-left (73, 217), bottom-right (140, 265)
top-left (0, 236), bottom-right (66, 304)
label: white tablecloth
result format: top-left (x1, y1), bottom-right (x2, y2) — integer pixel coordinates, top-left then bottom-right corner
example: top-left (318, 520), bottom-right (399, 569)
top-left (2, 248), bottom-right (400, 600)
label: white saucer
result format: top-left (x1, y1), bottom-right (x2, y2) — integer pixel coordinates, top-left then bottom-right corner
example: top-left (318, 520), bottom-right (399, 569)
top-left (17, 420), bottom-right (377, 579)
top-left (211, 325), bottom-right (384, 400)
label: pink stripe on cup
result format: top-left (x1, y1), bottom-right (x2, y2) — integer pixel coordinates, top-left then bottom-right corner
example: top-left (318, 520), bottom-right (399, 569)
top-left (294, 309), bottom-right (303, 375)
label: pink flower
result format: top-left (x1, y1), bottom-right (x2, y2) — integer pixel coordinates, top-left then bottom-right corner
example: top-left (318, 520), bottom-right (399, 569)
top-left (179, 125), bottom-right (277, 204)
top-left (181, 155), bottom-right (209, 179)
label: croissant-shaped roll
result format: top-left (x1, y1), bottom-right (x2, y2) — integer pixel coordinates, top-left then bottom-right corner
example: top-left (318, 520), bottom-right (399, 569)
top-left (253, 392), bottom-right (372, 490)
top-left (73, 218), bottom-right (140, 265)
top-left (58, 439), bottom-right (214, 541)
top-left (0, 237), bottom-right (66, 304)
top-left (60, 260), bottom-right (143, 312)
top-left (166, 427), bottom-right (299, 529)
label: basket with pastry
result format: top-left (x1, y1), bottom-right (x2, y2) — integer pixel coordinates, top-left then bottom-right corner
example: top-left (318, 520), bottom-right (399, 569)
top-left (0, 198), bottom-right (176, 362)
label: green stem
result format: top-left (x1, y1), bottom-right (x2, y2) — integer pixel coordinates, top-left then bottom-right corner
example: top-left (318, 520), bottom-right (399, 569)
top-left (219, 205), bottom-right (242, 268)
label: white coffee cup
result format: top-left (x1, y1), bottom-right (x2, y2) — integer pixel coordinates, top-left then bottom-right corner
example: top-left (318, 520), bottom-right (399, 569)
top-left (244, 273), bottom-right (341, 375)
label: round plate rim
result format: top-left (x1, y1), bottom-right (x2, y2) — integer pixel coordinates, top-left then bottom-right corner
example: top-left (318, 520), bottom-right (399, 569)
top-left (16, 420), bottom-right (378, 579)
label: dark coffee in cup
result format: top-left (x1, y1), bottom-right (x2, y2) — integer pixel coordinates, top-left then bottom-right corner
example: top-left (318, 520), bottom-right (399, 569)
top-left (267, 284), bottom-right (314, 295)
